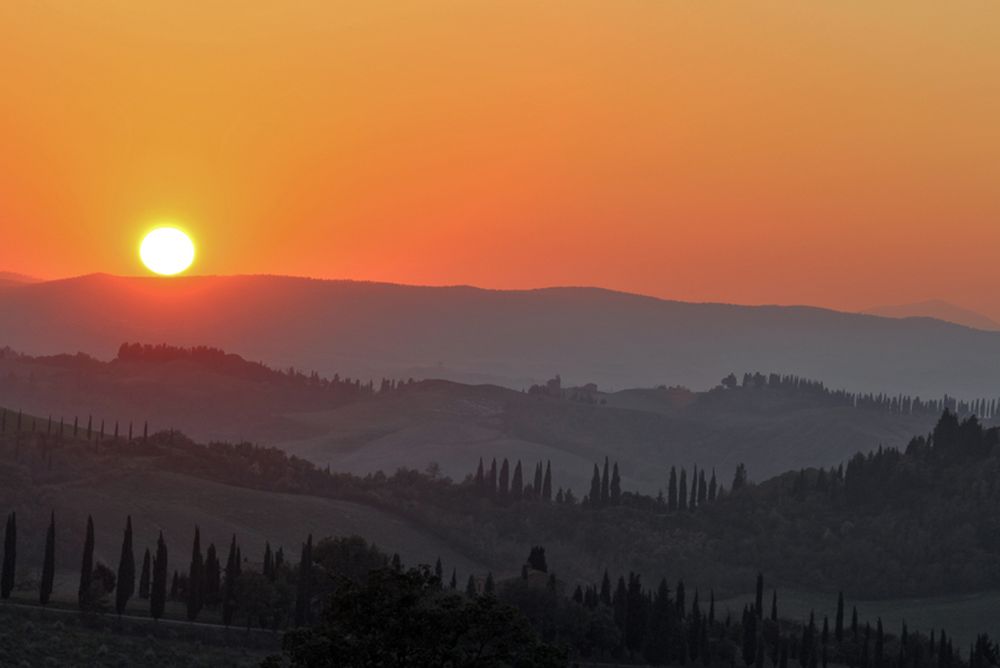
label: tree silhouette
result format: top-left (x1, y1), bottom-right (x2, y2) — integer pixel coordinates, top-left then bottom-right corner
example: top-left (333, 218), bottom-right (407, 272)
top-left (39, 512), bottom-right (55, 605)
top-left (115, 516), bottom-right (135, 616)
top-left (78, 515), bottom-right (94, 610)
top-left (1, 512), bottom-right (15, 600)
top-left (150, 531), bottom-right (168, 620)
top-left (187, 526), bottom-right (204, 621)
top-left (139, 548), bottom-right (151, 599)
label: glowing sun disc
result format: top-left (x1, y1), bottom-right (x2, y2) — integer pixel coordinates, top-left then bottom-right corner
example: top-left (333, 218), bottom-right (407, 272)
top-left (140, 227), bottom-right (195, 275)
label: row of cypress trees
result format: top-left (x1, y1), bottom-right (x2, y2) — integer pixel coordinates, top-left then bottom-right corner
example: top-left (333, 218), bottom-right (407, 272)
top-left (473, 457), bottom-right (553, 502)
top-left (0, 408), bottom-right (150, 443)
top-left (0, 510), bottom-right (290, 625)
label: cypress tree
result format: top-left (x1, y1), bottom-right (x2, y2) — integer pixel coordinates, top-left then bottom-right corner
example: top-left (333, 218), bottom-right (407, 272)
top-left (205, 544), bottom-right (221, 603)
top-left (186, 526), bottom-right (204, 621)
top-left (610, 462), bottom-right (622, 504)
top-left (698, 469), bottom-right (708, 505)
top-left (511, 461), bottom-right (523, 499)
top-left (466, 574), bottom-right (477, 597)
top-left (487, 459), bottom-right (497, 495)
top-left (151, 531), bottom-right (168, 620)
top-left (533, 462), bottom-right (543, 497)
top-left (708, 469), bottom-right (718, 501)
top-left (771, 590), bottom-right (778, 622)
top-left (600, 569), bottom-right (612, 606)
top-left (115, 516), bottom-right (135, 616)
top-left (474, 458), bottom-right (484, 488)
top-left (139, 548), bottom-right (151, 599)
top-left (40, 512), bottom-right (55, 605)
top-left (484, 572), bottom-right (495, 595)
top-left (600, 456), bottom-right (610, 504)
top-left (222, 535), bottom-right (238, 626)
top-left (835, 591), bottom-right (845, 642)
top-left (542, 460), bottom-right (552, 501)
top-left (690, 465), bottom-right (699, 509)
top-left (450, 568), bottom-right (457, 589)
top-left (263, 542), bottom-right (274, 580)
top-left (1, 512), bottom-right (16, 599)
top-left (679, 469), bottom-right (688, 511)
top-left (78, 515), bottom-right (94, 610)
top-left (589, 464), bottom-right (602, 507)
top-left (498, 458), bottom-right (510, 496)
top-left (295, 534), bottom-right (313, 626)
top-left (668, 466), bottom-right (678, 511)
top-left (434, 557), bottom-right (443, 582)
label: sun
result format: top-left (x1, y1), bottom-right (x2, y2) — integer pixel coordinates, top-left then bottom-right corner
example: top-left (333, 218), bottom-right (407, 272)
top-left (140, 227), bottom-right (196, 276)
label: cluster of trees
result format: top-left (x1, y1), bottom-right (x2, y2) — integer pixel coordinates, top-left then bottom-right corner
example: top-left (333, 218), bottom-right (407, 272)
top-left (472, 457), bottom-right (557, 502)
top-left (0, 510), bottom-right (311, 629)
top-left (659, 463), bottom-right (726, 511)
top-left (717, 372), bottom-right (1000, 420)
top-left (268, 540), bottom-right (979, 668)
top-left (116, 342), bottom-right (390, 398)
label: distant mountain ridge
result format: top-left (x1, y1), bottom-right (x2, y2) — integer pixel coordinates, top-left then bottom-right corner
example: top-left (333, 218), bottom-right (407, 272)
top-left (864, 299), bottom-right (1000, 332)
top-left (2, 273), bottom-right (1000, 397)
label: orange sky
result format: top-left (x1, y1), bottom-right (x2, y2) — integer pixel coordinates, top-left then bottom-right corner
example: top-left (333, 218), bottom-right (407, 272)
top-left (1, 2), bottom-right (998, 316)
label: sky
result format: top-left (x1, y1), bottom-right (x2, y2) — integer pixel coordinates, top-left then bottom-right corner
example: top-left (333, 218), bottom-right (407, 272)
top-left (1, 2), bottom-right (998, 317)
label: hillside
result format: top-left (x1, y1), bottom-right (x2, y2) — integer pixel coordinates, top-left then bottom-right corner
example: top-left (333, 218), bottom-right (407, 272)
top-left (5, 405), bottom-right (1000, 650)
top-left (4, 273), bottom-right (1000, 397)
top-left (0, 423), bottom-right (488, 601)
top-left (0, 347), bottom-right (973, 490)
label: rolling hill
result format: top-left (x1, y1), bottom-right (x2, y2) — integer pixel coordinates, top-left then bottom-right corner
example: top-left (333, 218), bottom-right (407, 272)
top-left (3, 273), bottom-right (1000, 397)
top-left (0, 347), bottom-right (968, 494)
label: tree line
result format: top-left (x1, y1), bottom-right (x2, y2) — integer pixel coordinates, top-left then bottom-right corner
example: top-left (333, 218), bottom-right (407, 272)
top-left (718, 372), bottom-right (1000, 420)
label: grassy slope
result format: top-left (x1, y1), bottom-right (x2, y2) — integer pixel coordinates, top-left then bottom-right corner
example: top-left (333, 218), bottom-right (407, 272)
top-left (0, 431), bottom-right (488, 600)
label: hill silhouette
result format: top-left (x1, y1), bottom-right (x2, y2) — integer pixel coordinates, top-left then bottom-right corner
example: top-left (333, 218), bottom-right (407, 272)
top-left (3, 274), bottom-right (1000, 397)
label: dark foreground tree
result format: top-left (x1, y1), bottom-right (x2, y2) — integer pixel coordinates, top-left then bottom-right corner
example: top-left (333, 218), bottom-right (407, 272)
top-left (150, 531), bottom-right (168, 620)
top-left (187, 526), bottom-right (204, 621)
top-left (277, 566), bottom-right (564, 667)
top-left (294, 534), bottom-right (313, 626)
top-left (1, 512), bottom-right (15, 599)
top-left (115, 516), bottom-right (135, 615)
top-left (138, 548), bottom-right (151, 599)
top-left (78, 515), bottom-right (94, 610)
top-left (39, 512), bottom-right (55, 605)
